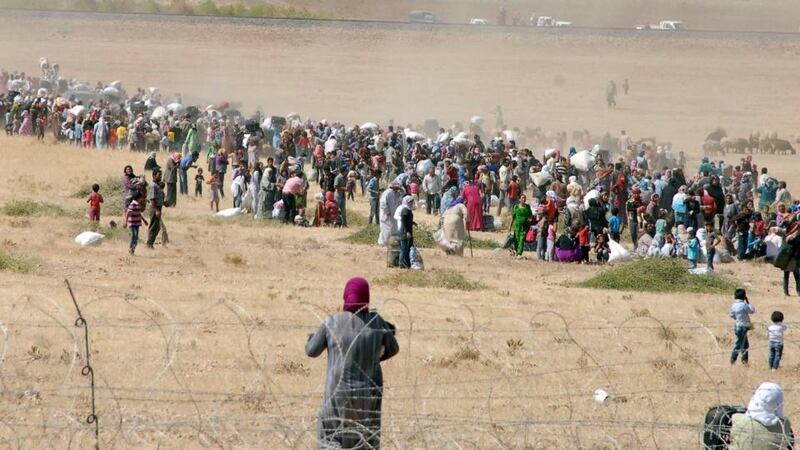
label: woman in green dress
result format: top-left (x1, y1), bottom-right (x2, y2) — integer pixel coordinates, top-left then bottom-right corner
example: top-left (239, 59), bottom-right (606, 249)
top-left (509, 194), bottom-right (533, 258)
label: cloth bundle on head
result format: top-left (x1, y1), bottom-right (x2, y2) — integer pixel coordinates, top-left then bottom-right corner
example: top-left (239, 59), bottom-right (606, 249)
top-left (746, 382), bottom-right (785, 427)
top-left (342, 277), bottom-right (370, 314)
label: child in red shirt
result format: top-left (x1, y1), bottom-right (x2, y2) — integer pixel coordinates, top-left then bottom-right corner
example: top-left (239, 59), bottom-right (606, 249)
top-left (577, 225), bottom-right (590, 263)
top-left (508, 176), bottom-right (520, 209)
top-left (87, 183), bottom-right (103, 223)
top-left (324, 191), bottom-right (340, 226)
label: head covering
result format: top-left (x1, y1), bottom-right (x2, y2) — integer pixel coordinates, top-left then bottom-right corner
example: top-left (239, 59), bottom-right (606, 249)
top-left (394, 195), bottom-right (414, 228)
top-left (447, 196), bottom-right (465, 210)
top-left (746, 382), bottom-right (785, 427)
top-left (342, 277), bottom-right (370, 314)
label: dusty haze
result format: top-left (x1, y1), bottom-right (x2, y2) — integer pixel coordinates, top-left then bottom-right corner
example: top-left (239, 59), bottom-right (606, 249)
top-left (1, 7), bottom-right (800, 449)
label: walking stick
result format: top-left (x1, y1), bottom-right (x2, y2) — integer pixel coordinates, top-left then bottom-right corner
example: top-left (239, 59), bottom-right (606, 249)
top-left (466, 220), bottom-right (474, 257)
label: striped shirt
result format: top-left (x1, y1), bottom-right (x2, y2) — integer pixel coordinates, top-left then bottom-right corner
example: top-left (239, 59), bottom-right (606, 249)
top-left (126, 200), bottom-right (143, 227)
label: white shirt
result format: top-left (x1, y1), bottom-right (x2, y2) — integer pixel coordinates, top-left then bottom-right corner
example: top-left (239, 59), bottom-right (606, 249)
top-left (768, 324), bottom-right (786, 343)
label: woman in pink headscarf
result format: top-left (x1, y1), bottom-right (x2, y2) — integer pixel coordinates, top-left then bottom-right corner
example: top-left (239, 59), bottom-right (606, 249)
top-left (462, 181), bottom-right (483, 231)
top-left (306, 277), bottom-right (399, 449)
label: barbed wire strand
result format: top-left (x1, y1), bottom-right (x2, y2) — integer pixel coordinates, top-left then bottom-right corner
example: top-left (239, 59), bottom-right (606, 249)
top-left (64, 279), bottom-right (99, 450)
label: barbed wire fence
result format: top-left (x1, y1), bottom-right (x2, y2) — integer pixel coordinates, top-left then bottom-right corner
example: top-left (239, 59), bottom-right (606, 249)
top-left (0, 281), bottom-right (796, 449)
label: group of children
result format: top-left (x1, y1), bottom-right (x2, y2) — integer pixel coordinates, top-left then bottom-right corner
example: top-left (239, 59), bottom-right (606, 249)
top-left (85, 181), bottom-right (150, 255)
top-left (729, 289), bottom-right (786, 371)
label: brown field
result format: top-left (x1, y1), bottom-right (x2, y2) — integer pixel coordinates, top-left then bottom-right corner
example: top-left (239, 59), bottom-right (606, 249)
top-left (2, 10), bottom-right (800, 449)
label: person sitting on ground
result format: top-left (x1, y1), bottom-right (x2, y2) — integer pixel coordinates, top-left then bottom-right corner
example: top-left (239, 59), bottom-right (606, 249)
top-left (730, 382), bottom-right (793, 450)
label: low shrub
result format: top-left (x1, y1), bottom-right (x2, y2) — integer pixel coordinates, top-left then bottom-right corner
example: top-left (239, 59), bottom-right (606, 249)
top-left (577, 258), bottom-right (737, 294)
top-left (376, 269), bottom-right (485, 291)
top-left (3, 201), bottom-right (69, 218)
top-left (0, 249), bottom-right (39, 274)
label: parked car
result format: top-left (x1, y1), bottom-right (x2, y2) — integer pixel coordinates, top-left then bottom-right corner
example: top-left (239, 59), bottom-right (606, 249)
top-left (636, 20), bottom-right (687, 31)
top-left (470, 18), bottom-right (488, 25)
top-left (408, 10), bottom-right (438, 24)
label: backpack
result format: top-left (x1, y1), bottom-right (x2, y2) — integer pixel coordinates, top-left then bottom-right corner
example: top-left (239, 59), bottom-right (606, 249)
top-left (702, 405), bottom-right (746, 449)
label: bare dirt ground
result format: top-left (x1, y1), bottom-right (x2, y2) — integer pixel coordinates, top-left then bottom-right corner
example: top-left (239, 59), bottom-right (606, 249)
top-left (1, 11), bottom-right (800, 449)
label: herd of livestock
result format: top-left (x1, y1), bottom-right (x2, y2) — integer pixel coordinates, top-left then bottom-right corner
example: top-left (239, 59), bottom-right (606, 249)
top-left (704, 127), bottom-right (797, 156)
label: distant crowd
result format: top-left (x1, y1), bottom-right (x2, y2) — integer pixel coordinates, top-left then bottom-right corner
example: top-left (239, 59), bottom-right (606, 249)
top-left (2, 63), bottom-right (799, 291)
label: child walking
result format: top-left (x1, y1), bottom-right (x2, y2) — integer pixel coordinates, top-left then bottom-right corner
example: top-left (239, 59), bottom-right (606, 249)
top-left (729, 288), bottom-right (754, 366)
top-left (87, 183), bottom-right (104, 223)
top-left (545, 221), bottom-right (556, 261)
top-left (208, 170), bottom-right (220, 212)
top-left (123, 191), bottom-right (147, 255)
top-left (768, 311), bottom-right (786, 371)
top-left (195, 168), bottom-right (204, 197)
top-left (577, 224), bottom-right (590, 263)
top-left (608, 208), bottom-right (623, 242)
top-left (705, 222), bottom-right (721, 271)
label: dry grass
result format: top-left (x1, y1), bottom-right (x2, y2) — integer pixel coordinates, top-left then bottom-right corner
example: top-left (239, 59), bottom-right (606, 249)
top-left (223, 253), bottom-right (247, 266)
top-left (375, 269), bottom-right (485, 291)
top-left (2, 11), bottom-right (800, 446)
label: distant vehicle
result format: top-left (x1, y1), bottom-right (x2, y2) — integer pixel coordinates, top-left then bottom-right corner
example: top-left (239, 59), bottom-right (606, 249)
top-left (534, 16), bottom-right (573, 27)
top-left (636, 20), bottom-right (687, 31)
top-left (537, 16), bottom-right (555, 27)
top-left (470, 18), bottom-right (488, 25)
top-left (408, 10), bottom-right (438, 24)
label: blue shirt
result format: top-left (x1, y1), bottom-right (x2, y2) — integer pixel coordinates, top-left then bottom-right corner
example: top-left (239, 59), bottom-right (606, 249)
top-left (730, 299), bottom-right (755, 328)
top-left (367, 177), bottom-right (379, 200)
top-left (608, 216), bottom-right (622, 233)
top-left (687, 237), bottom-right (700, 261)
top-left (180, 155), bottom-right (194, 171)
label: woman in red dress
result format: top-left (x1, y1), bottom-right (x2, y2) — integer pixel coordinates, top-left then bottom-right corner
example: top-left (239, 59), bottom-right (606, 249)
top-left (462, 181), bottom-right (483, 231)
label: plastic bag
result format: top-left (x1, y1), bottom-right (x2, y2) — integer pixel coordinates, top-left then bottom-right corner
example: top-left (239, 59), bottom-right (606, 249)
top-left (570, 150), bottom-right (595, 172)
top-left (493, 216), bottom-right (504, 230)
top-left (410, 247), bottom-right (424, 271)
top-left (215, 207), bottom-right (242, 218)
top-left (531, 170), bottom-right (552, 187)
top-left (75, 231), bottom-right (105, 247)
top-left (607, 239), bottom-right (631, 264)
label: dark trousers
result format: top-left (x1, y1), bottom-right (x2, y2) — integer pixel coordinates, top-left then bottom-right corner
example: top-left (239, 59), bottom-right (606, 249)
top-left (129, 226), bottom-right (139, 251)
top-left (368, 198), bottom-right (379, 224)
top-left (147, 210), bottom-right (162, 246)
top-left (784, 269), bottom-right (800, 295)
top-left (769, 341), bottom-right (784, 369)
top-left (282, 193), bottom-right (296, 223)
top-left (399, 236), bottom-right (412, 268)
top-left (629, 221), bottom-right (638, 245)
top-left (731, 326), bottom-right (749, 364)
top-left (179, 169), bottom-right (189, 195)
top-left (580, 245), bottom-right (590, 263)
top-left (686, 214), bottom-right (698, 232)
top-left (737, 231), bottom-right (749, 260)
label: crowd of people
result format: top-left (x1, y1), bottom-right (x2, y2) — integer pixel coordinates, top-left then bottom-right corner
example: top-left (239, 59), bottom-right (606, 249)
top-left (3, 63), bottom-right (800, 291)
top-left (5, 62), bottom-right (800, 449)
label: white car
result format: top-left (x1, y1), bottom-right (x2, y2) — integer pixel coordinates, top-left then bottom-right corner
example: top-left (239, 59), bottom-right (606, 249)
top-left (470, 18), bottom-right (488, 25)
